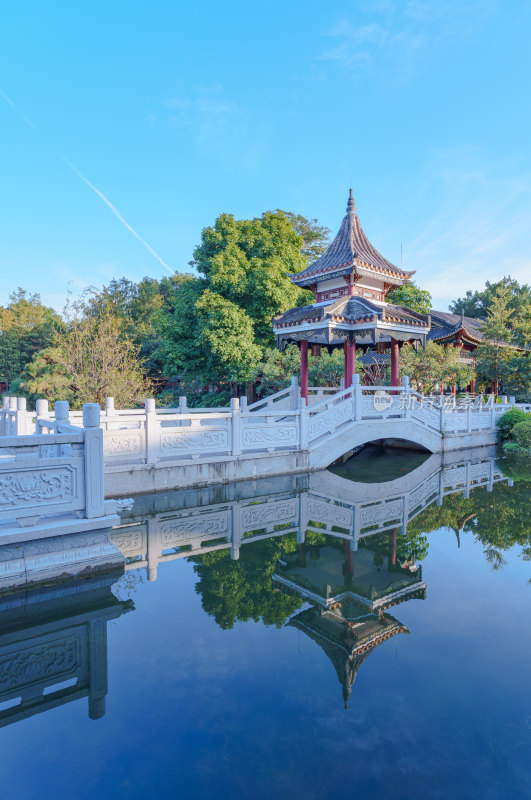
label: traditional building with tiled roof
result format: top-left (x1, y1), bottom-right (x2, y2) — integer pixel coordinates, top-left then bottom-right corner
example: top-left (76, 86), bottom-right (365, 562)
top-left (273, 190), bottom-right (431, 399)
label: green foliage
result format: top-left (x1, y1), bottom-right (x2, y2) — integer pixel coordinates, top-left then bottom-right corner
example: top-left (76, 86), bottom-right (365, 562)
top-left (510, 418), bottom-right (531, 451)
top-left (308, 349), bottom-right (347, 388)
top-left (386, 281), bottom-right (432, 314)
top-left (0, 289), bottom-right (61, 389)
top-left (277, 211), bottom-right (331, 264)
top-left (497, 408), bottom-right (530, 441)
top-left (18, 300), bottom-right (151, 408)
top-left (450, 276), bottom-right (531, 320)
top-left (503, 354), bottom-right (531, 403)
top-left (191, 210), bottom-right (314, 348)
top-left (154, 210), bottom-right (322, 390)
top-left (475, 285), bottom-right (521, 393)
top-left (195, 290), bottom-right (262, 384)
top-left (399, 341), bottom-right (474, 393)
top-left (258, 346), bottom-right (301, 395)
top-left (192, 535), bottom-right (301, 629)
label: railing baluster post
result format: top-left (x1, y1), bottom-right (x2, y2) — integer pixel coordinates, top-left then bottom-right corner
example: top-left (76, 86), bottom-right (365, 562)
top-left (54, 400), bottom-right (70, 433)
top-left (1, 396), bottom-right (9, 435)
top-left (35, 398), bottom-right (49, 435)
top-left (353, 374), bottom-right (362, 421)
top-left (231, 398), bottom-right (241, 456)
top-left (16, 397), bottom-right (28, 435)
top-left (402, 376), bottom-right (410, 419)
top-left (291, 376), bottom-right (299, 410)
top-left (83, 403), bottom-right (105, 518)
top-left (299, 398), bottom-right (308, 449)
top-left (145, 398), bottom-right (157, 465)
top-left (8, 397), bottom-right (17, 436)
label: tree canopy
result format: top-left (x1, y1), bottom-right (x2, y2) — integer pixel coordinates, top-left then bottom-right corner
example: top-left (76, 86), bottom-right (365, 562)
top-left (386, 282), bottom-right (432, 314)
top-left (153, 210), bottom-right (319, 388)
top-left (0, 289), bottom-right (61, 390)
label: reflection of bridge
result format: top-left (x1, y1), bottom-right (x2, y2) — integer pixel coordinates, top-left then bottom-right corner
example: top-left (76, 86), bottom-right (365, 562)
top-left (111, 447), bottom-right (509, 581)
top-left (0, 572), bottom-right (132, 728)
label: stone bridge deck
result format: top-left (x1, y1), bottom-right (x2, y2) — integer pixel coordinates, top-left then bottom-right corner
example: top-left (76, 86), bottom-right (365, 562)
top-left (2, 381), bottom-right (528, 496)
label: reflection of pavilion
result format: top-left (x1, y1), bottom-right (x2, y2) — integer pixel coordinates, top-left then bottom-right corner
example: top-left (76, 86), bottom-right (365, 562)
top-left (0, 572), bottom-right (132, 728)
top-left (275, 537), bottom-right (426, 707)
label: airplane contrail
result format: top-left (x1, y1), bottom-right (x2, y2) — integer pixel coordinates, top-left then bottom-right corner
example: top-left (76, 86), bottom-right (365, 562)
top-left (0, 88), bottom-right (35, 128)
top-left (62, 157), bottom-right (174, 274)
top-left (1, 87), bottom-right (173, 275)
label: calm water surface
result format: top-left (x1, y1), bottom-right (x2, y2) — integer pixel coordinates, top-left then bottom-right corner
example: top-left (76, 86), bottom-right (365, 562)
top-left (1, 448), bottom-right (530, 800)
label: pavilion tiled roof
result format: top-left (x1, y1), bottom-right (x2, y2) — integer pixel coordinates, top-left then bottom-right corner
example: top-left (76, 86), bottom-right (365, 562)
top-left (291, 190), bottom-right (414, 285)
top-left (428, 309), bottom-right (483, 344)
top-left (273, 296), bottom-right (429, 330)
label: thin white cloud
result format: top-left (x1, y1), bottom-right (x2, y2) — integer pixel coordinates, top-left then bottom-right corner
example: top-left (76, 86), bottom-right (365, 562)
top-left (0, 88), bottom-right (35, 128)
top-left (62, 158), bottom-right (174, 274)
top-left (401, 150), bottom-right (531, 308)
top-left (321, 0), bottom-right (497, 78)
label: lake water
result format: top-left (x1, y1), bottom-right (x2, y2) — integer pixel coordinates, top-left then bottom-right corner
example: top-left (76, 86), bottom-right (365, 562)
top-left (1, 448), bottom-right (530, 800)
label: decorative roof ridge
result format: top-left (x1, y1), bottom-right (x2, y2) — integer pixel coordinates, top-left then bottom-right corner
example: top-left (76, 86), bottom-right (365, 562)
top-left (291, 190), bottom-right (414, 283)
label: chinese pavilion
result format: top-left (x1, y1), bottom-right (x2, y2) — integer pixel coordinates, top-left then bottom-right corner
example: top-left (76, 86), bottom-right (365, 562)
top-left (273, 190), bottom-right (431, 401)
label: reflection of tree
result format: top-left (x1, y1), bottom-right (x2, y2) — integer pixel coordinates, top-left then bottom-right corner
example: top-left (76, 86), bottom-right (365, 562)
top-left (361, 529), bottom-right (429, 565)
top-left (114, 568), bottom-right (146, 600)
top-left (191, 535), bottom-right (302, 630)
top-left (408, 477), bottom-right (531, 571)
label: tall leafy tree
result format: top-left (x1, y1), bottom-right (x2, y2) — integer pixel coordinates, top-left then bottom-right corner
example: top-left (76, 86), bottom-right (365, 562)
top-left (0, 289), bottom-right (61, 389)
top-left (475, 286), bottom-right (515, 394)
top-left (386, 282), bottom-right (432, 314)
top-left (450, 276), bottom-right (530, 319)
top-left (18, 299), bottom-right (151, 408)
top-left (154, 211), bottom-right (320, 389)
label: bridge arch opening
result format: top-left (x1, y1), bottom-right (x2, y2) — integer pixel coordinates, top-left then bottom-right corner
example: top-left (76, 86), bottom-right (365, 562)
top-left (329, 440), bottom-right (431, 484)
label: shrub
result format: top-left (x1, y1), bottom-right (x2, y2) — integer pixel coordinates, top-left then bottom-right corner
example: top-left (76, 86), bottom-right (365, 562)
top-left (497, 408), bottom-right (529, 441)
top-left (512, 418), bottom-right (531, 450)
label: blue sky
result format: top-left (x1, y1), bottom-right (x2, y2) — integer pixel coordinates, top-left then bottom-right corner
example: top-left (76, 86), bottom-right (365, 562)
top-left (1, 0), bottom-right (530, 311)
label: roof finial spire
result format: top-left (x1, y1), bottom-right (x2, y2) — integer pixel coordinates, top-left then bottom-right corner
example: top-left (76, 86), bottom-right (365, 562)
top-left (347, 188), bottom-right (356, 216)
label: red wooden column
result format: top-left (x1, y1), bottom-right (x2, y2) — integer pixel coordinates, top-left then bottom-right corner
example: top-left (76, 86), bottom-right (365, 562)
top-left (470, 378), bottom-right (476, 394)
top-left (343, 339), bottom-right (356, 388)
top-left (390, 338), bottom-right (400, 387)
top-left (300, 340), bottom-right (309, 404)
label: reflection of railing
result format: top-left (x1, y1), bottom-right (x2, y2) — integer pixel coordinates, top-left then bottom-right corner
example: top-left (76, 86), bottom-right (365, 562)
top-left (111, 454), bottom-right (509, 581)
top-left (0, 572), bottom-right (131, 727)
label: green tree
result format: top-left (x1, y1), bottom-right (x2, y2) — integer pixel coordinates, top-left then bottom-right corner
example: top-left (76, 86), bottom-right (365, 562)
top-left (475, 285), bottom-right (515, 395)
top-left (19, 300), bottom-right (151, 408)
top-left (399, 341), bottom-right (474, 393)
top-left (449, 276), bottom-right (531, 319)
top-left (386, 282), bottom-right (432, 314)
top-left (0, 289), bottom-right (61, 389)
top-left (191, 210), bottom-right (313, 347)
top-left (279, 211), bottom-right (330, 264)
top-left (503, 354), bottom-right (531, 402)
top-left (154, 211), bottom-right (321, 391)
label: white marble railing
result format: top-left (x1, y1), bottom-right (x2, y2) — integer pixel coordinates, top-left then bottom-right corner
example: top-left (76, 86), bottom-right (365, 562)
top-left (0, 403), bottom-right (113, 536)
top-left (1, 382), bottom-right (529, 475)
